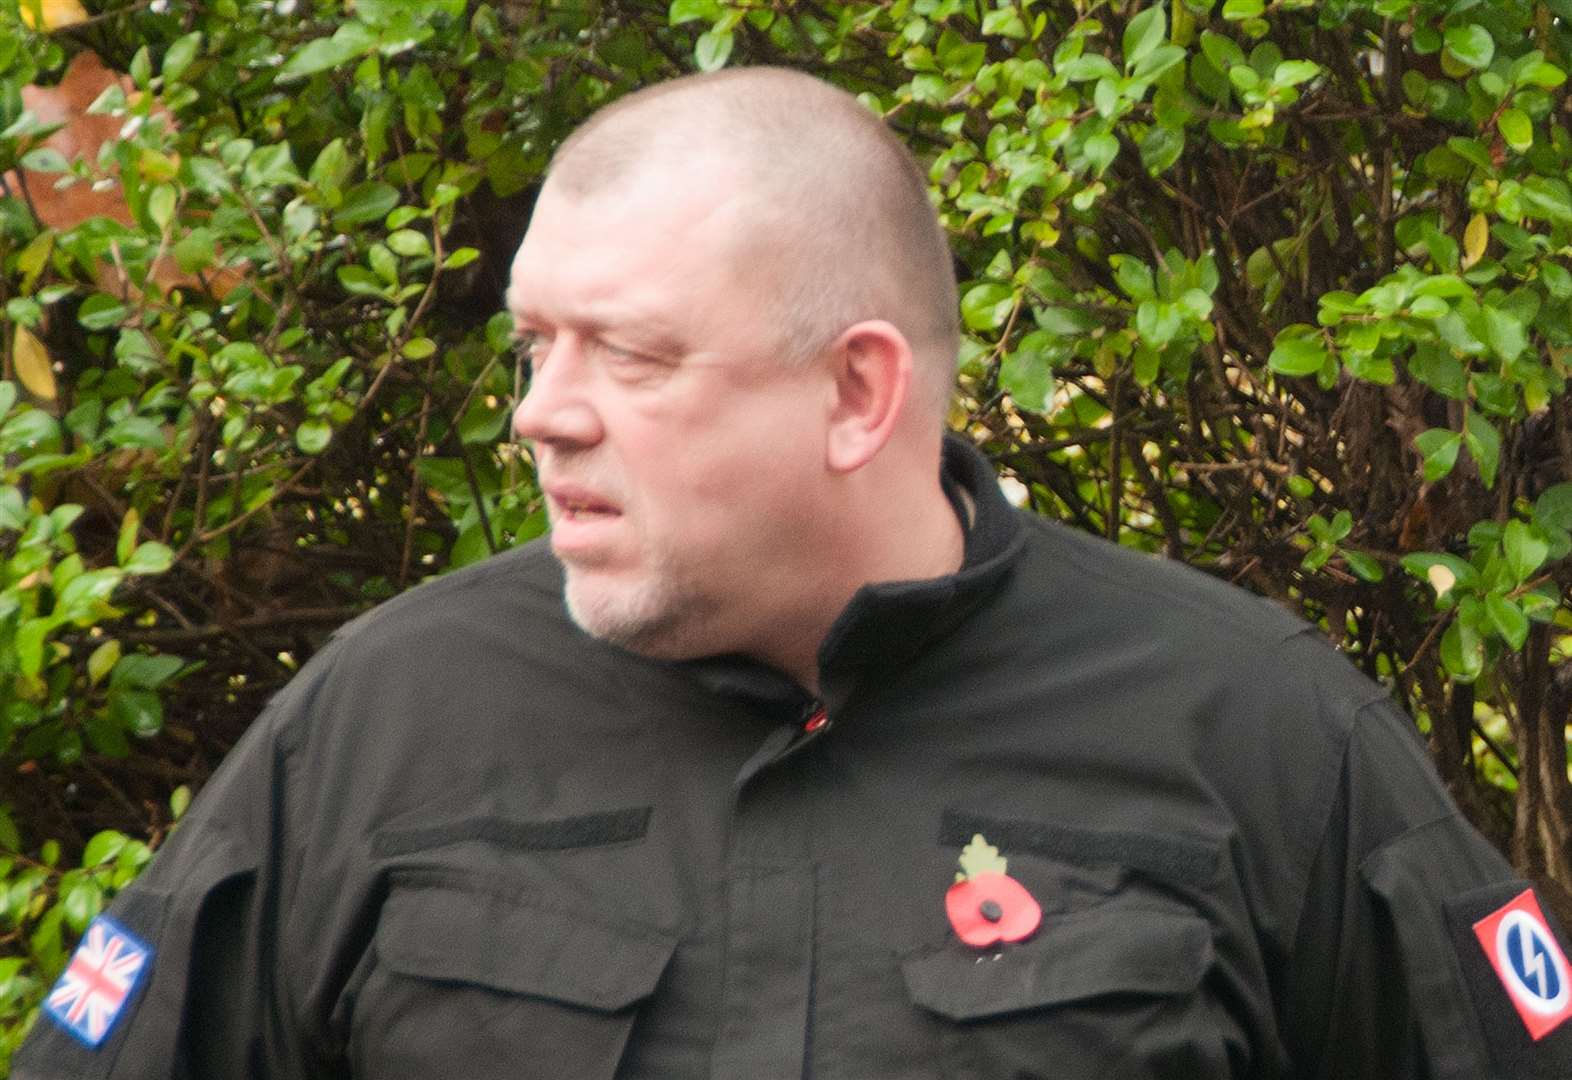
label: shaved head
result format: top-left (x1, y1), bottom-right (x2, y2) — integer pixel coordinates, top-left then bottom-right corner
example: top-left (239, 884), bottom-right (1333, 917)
top-left (543, 67), bottom-right (959, 417)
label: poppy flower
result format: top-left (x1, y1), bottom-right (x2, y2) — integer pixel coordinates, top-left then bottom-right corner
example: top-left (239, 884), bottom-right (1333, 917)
top-left (946, 871), bottom-right (1042, 947)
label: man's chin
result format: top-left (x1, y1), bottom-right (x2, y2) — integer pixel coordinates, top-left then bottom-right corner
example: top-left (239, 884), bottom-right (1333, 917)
top-left (562, 573), bottom-right (698, 658)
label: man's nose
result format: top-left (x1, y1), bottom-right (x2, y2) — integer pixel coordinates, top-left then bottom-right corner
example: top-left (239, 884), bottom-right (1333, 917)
top-left (511, 337), bottom-right (603, 447)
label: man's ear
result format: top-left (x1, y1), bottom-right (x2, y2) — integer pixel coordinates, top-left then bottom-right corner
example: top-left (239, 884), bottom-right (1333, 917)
top-left (823, 320), bottom-right (913, 474)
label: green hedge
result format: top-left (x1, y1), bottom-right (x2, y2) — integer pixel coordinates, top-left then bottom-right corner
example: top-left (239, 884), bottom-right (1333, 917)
top-left (2, 0), bottom-right (1570, 1065)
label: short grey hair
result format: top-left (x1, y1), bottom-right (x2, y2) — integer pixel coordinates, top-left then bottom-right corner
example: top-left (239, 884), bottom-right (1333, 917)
top-left (545, 67), bottom-right (959, 416)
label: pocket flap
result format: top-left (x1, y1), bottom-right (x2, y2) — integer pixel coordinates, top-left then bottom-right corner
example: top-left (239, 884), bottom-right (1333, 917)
top-left (903, 907), bottom-right (1212, 1021)
top-left (377, 878), bottom-right (678, 1012)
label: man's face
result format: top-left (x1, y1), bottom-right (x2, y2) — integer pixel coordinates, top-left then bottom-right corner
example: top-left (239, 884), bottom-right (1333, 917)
top-left (507, 165), bottom-right (830, 662)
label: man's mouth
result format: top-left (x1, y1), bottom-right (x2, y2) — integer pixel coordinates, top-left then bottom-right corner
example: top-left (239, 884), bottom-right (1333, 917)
top-left (546, 486), bottom-right (621, 522)
top-left (557, 499), bottom-right (618, 521)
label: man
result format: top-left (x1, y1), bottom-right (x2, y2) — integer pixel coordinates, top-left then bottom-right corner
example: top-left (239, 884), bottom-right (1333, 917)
top-left (15, 67), bottom-right (1572, 1079)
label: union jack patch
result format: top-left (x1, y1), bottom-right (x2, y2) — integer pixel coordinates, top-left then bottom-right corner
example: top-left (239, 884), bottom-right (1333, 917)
top-left (44, 915), bottom-right (152, 1048)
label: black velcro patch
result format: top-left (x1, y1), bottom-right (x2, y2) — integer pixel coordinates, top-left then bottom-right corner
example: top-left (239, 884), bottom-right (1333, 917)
top-left (372, 807), bottom-right (653, 858)
top-left (1443, 880), bottom-right (1572, 1078)
top-left (939, 809), bottom-right (1219, 888)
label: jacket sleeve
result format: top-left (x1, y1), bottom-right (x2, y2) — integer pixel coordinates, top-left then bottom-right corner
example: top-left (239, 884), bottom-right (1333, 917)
top-left (9, 648), bottom-right (337, 1080)
top-left (1287, 696), bottom-right (1572, 1079)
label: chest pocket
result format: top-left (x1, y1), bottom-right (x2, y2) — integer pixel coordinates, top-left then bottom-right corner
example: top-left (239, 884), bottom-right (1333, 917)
top-left (902, 907), bottom-right (1230, 1080)
top-left (350, 872), bottom-right (677, 1080)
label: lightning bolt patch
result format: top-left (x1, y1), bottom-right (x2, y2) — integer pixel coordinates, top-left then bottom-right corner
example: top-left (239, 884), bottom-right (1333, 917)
top-left (1474, 887), bottom-right (1572, 1041)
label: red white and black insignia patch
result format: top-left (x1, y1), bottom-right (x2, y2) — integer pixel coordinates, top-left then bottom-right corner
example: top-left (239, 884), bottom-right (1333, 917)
top-left (1473, 887), bottom-right (1572, 1041)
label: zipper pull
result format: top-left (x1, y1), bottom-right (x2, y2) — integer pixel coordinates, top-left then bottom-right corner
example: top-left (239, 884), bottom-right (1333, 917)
top-left (802, 703), bottom-right (829, 734)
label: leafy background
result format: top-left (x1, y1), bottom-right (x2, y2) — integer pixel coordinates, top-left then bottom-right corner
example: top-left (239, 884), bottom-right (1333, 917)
top-left (1, 0), bottom-right (1570, 1065)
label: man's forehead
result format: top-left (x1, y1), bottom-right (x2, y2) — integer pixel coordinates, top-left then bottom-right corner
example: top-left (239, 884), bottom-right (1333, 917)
top-left (506, 168), bottom-right (764, 316)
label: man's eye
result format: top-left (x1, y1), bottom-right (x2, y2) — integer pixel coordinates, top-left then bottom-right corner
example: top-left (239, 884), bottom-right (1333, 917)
top-left (512, 332), bottom-right (549, 375)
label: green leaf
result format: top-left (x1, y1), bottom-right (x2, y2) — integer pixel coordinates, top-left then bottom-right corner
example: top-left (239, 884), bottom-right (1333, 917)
top-left (1499, 108), bottom-right (1533, 152)
top-left (1415, 428), bottom-right (1462, 482)
top-left (0, 485), bottom-right (25, 531)
top-left (980, 7), bottom-right (1027, 37)
top-left (1058, 55), bottom-right (1119, 82)
top-left (1480, 307), bottom-right (1526, 360)
top-left (1083, 132), bottom-right (1119, 175)
top-left (109, 688), bottom-right (164, 737)
top-left (1342, 550), bottom-right (1385, 582)
top-left (1542, 262), bottom-right (1572, 300)
top-left (1001, 333), bottom-right (1055, 412)
top-left (368, 243), bottom-right (398, 285)
top-left (1486, 593), bottom-right (1529, 650)
top-left (88, 639), bottom-right (121, 686)
top-left (124, 542), bottom-right (174, 575)
top-left (1273, 60), bottom-right (1320, 86)
top-left (386, 229), bottom-right (431, 258)
top-left (669, 0), bottom-right (719, 24)
top-left (334, 181), bottom-right (400, 228)
top-left (309, 137), bottom-right (354, 194)
top-left (1503, 520), bottom-right (1550, 582)
top-left (56, 568), bottom-right (122, 621)
top-left (1533, 483), bottom-right (1572, 531)
top-left (1464, 412), bottom-right (1501, 488)
top-left (1135, 300), bottom-right (1181, 348)
top-left (449, 520), bottom-right (493, 568)
top-left (111, 653), bottom-right (185, 690)
top-left (1343, 351), bottom-right (1395, 385)
top-left (15, 617), bottom-right (54, 678)
top-left (147, 183), bottom-right (177, 232)
top-left (1268, 329), bottom-right (1327, 376)
top-left (1109, 255), bottom-right (1156, 301)
top-left (20, 147), bottom-right (69, 174)
top-left (961, 283), bottom-right (1016, 331)
top-left (1518, 60), bottom-right (1566, 89)
top-left (457, 400), bottom-right (508, 445)
top-left (1400, 552), bottom-right (1477, 597)
top-left (170, 785), bottom-right (192, 819)
top-left (1443, 24), bottom-right (1494, 69)
top-left (1221, 0), bottom-right (1263, 18)
top-left (62, 881), bottom-right (102, 933)
top-left (243, 144), bottom-right (300, 187)
top-left (1138, 125), bottom-right (1184, 175)
top-left (117, 507), bottom-right (140, 566)
top-left (297, 419), bottom-right (332, 454)
top-left (1122, 5), bottom-right (1166, 71)
top-left (173, 228), bottom-right (218, 275)
top-left (104, 416), bottom-right (166, 449)
top-left (695, 28), bottom-right (734, 72)
top-left (280, 34), bottom-right (368, 81)
top-left (1178, 288), bottom-right (1213, 320)
top-left (162, 31), bottom-right (202, 83)
top-left (78, 293), bottom-right (130, 331)
top-left (82, 830), bottom-right (127, 867)
top-left (1440, 617), bottom-right (1484, 682)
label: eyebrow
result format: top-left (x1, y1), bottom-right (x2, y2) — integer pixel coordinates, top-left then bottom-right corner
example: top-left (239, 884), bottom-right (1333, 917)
top-left (507, 302), bottom-right (688, 357)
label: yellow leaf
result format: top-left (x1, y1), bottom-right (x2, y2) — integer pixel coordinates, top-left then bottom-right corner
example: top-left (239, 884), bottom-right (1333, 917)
top-left (19, 0), bottom-right (89, 29)
top-left (1462, 213), bottom-right (1489, 270)
top-left (957, 833), bottom-right (1010, 879)
top-left (1427, 563), bottom-right (1457, 598)
top-left (12, 326), bottom-right (58, 403)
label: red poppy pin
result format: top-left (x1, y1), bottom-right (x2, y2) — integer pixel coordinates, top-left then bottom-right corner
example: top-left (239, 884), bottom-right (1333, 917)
top-left (945, 833), bottom-right (1042, 948)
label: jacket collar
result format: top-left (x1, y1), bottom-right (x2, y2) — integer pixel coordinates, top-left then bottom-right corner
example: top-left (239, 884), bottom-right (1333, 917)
top-left (678, 433), bottom-right (1025, 716)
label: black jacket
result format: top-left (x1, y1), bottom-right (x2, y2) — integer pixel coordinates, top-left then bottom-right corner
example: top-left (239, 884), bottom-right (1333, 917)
top-left (16, 436), bottom-right (1571, 1079)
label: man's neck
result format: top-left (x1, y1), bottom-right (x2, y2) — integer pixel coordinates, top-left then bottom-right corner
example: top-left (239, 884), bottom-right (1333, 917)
top-left (767, 465), bottom-right (967, 696)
